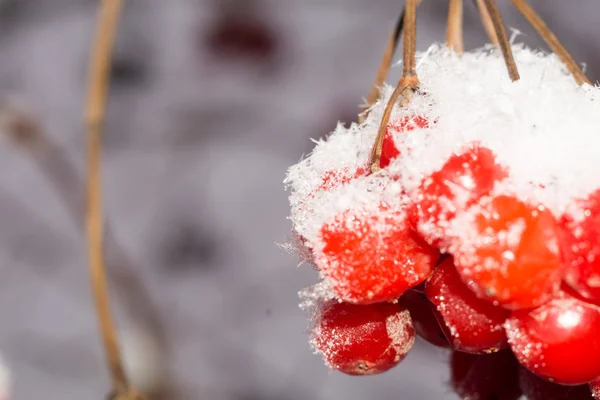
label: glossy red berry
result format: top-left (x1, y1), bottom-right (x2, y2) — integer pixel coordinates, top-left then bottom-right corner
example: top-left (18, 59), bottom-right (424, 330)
top-left (561, 189), bottom-right (600, 304)
top-left (409, 143), bottom-right (508, 248)
top-left (425, 256), bottom-right (509, 353)
top-left (404, 289), bottom-right (449, 348)
top-left (451, 350), bottom-right (522, 400)
top-left (380, 115), bottom-right (431, 168)
top-left (519, 367), bottom-right (594, 399)
top-left (312, 300), bottom-right (415, 375)
top-left (453, 195), bottom-right (563, 309)
top-left (317, 206), bottom-right (439, 304)
top-left (506, 289), bottom-right (600, 385)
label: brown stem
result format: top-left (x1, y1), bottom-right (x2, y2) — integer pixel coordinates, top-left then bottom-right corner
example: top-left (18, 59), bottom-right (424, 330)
top-left (482, 0), bottom-right (520, 81)
top-left (509, 0), bottom-right (591, 85)
top-left (359, 7), bottom-right (405, 124)
top-left (447, 0), bottom-right (464, 52)
top-left (85, 0), bottom-right (130, 396)
top-left (369, 0), bottom-right (419, 173)
top-left (474, 0), bottom-right (499, 45)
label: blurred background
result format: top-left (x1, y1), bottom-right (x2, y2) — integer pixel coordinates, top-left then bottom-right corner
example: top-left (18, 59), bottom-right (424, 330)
top-left (0, 0), bottom-right (597, 399)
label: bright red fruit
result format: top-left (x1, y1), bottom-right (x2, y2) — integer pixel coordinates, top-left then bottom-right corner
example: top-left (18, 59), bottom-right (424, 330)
top-left (409, 143), bottom-right (508, 248)
top-left (312, 300), bottom-right (415, 375)
top-left (425, 256), bottom-right (509, 353)
top-left (506, 289), bottom-right (600, 385)
top-left (380, 115), bottom-right (431, 168)
top-left (451, 350), bottom-right (522, 400)
top-left (519, 367), bottom-right (594, 399)
top-left (561, 189), bottom-right (600, 304)
top-left (452, 195), bottom-right (563, 309)
top-left (317, 206), bottom-right (439, 304)
top-left (404, 289), bottom-right (449, 348)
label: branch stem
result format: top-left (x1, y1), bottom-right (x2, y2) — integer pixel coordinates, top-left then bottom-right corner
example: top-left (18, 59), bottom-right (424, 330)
top-left (369, 0), bottom-right (419, 173)
top-left (510, 0), bottom-right (590, 85)
top-left (85, 0), bottom-right (129, 395)
top-left (447, 0), bottom-right (464, 52)
top-left (483, 0), bottom-right (520, 81)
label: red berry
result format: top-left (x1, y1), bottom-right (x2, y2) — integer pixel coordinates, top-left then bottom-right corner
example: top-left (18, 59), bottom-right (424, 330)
top-left (451, 350), bottom-right (522, 400)
top-left (519, 367), bottom-right (594, 399)
top-left (380, 115), bottom-right (431, 168)
top-left (317, 206), bottom-right (439, 304)
top-left (425, 256), bottom-right (509, 353)
top-left (453, 195), bottom-right (563, 309)
top-left (404, 289), bottom-right (449, 348)
top-left (561, 189), bottom-right (600, 304)
top-left (409, 143), bottom-right (508, 247)
top-left (316, 166), bottom-right (367, 194)
top-left (312, 300), bottom-right (415, 375)
top-left (506, 289), bottom-right (600, 385)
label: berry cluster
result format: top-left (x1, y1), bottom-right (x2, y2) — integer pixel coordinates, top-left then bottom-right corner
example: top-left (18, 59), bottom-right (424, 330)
top-left (285, 45), bottom-right (600, 394)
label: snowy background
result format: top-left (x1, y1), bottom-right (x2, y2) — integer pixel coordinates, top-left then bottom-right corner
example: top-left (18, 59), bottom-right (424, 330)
top-left (0, 0), bottom-right (597, 399)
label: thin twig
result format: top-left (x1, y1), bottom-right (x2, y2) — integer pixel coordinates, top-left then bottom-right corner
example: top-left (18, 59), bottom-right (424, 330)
top-left (359, 7), bottom-right (405, 123)
top-left (509, 0), bottom-right (591, 85)
top-left (85, 0), bottom-right (130, 396)
top-left (447, 0), bottom-right (464, 52)
top-left (369, 0), bottom-right (419, 173)
top-left (474, 0), bottom-right (499, 45)
top-left (482, 0), bottom-right (520, 81)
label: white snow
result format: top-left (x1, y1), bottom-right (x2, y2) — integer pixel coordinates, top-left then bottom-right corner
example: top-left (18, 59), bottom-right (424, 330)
top-left (286, 43), bottom-right (600, 257)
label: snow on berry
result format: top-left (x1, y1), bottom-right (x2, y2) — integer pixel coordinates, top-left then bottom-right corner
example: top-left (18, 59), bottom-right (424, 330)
top-left (591, 380), bottom-right (600, 399)
top-left (316, 202), bottom-right (439, 304)
top-left (310, 300), bottom-right (415, 375)
top-left (425, 256), bottom-right (510, 353)
top-left (380, 115), bottom-right (431, 168)
top-left (506, 288), bottom-right (600, 385)
top-left (450, 195), bottom-right (562, 309)
top-left (561, 189), bottom-right (600, 304)
top-left (286, 44), bottom-right (600, 273)
top-left (409, 142), bottom-right (508, 248)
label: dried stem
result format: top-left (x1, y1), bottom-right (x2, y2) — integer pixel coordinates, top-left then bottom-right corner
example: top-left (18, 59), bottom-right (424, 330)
top-left (509, 0), bottom-right (591, 85)
top-left (369, 0), bottom-right (419, 173)
top-left (85, 0), bottom-right (132, 396)
top-left (474, 0), bottom-right (499, 45)
top-left (359, 7), bottom-right (405, 123)
top-left (482, 0), bottom-right (520, 81)
top-left (446, 0), bottom-right (464, 52)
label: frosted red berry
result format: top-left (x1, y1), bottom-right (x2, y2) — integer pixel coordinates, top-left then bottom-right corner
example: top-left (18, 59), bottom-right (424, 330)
top-left (317, 206), bottom-right (439, 304)
top-left (519, 367), bottom-right (594, 399)
top-left (312, 300), bottom-right (415, 375)
top-left (313, 166), bottom-right (367, 194)
top-left (380, 115), bottom-right (431, 168)
top-left (591, 380), bottom-right (600, 399)
top-left (404, 289), bottom-right (449, 348)
top-left (560, 189), bottom-right (600, 304)
top-left (425, 256), bottom-right (509, 353)
top-left (409, 143), bottom-right (508, 248)
top-left (451, 350), bottom-right (522, 400)
top-left (506, 289), bottom-right (600, 385)
top-left (453, 195), bottom-right (563, 309)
